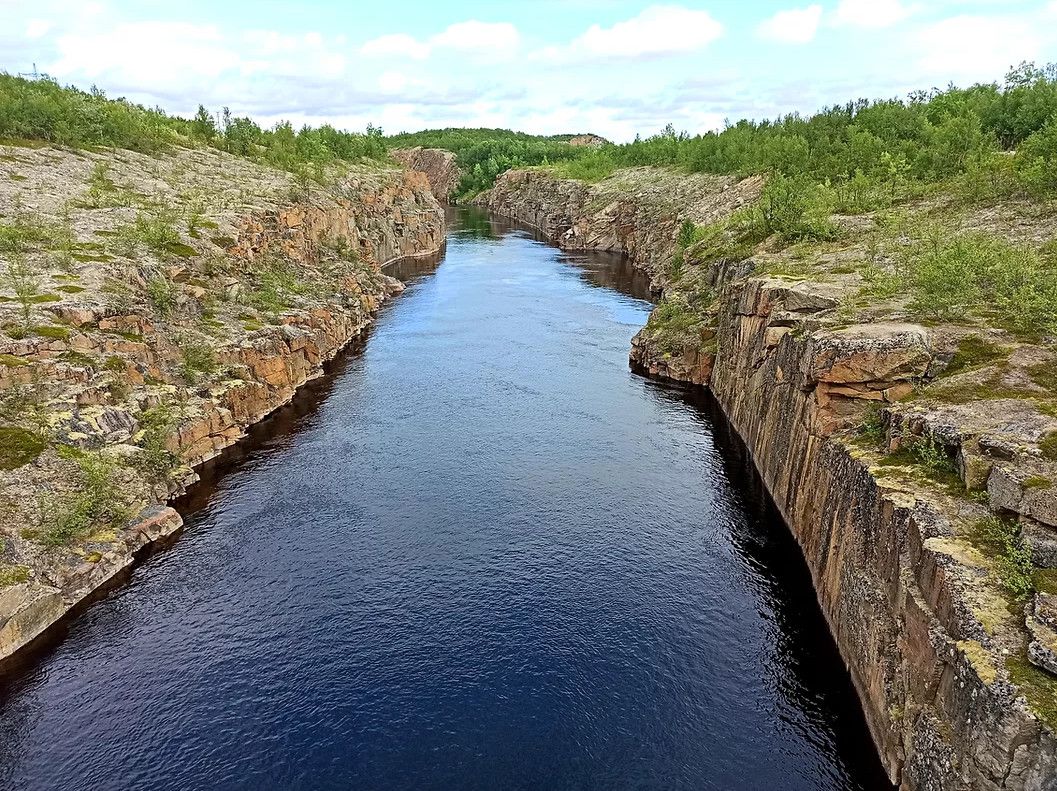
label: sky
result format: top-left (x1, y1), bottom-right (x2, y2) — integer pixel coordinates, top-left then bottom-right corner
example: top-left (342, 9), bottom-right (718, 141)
top-left (3, 0), bottom-right (1057, 142)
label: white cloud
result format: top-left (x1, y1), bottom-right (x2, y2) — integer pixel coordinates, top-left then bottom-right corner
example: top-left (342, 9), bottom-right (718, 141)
top-left (360, 33), bottom-right (431, 61)
top-left (833, 0), bottom-right (913, 29)
top-left (25, 19), bottom-right (52, 38)
top-left (757, 5), bottom-right (823, 44)
top-left (914, 15), bottom-right (1041, 82)
top-left (430, 21), bottom-right (520, 54)
top-left (536, 5), bottom-right (724, 63)
top-left (52, 22), bottom-right (241, 85)
top-left (361, 21), bottom-right (520, 62)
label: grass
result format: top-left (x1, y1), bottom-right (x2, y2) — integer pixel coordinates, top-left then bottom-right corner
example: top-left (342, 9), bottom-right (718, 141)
top-left (1024, 476), bottom-right (1054, 489)
top-left (0, 353), bottom-right (29, 366)
top-left (31, 325), bottom-right (70, 340)
top-left (61, 350), bottom-right (96, 368)
top-left (0, 425), bottom-right (47, 469)
top-left (147, 275), bottom-right (176, 315)
top-left (944, 335), bottom-right (1007, 376)
top-left (1028, 362), bottom-right (1057, 393)
top-left (1041, 432), bottom-right (1057, 461)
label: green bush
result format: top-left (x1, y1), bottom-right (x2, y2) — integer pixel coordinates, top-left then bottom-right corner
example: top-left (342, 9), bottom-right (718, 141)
top-left (37, 452), bottom-right (130, 548)
top-left (903, 232), bottom-right (1057, 336)
top-left (0, 425), bottom-right (47, 469)
top-left (179, 341), bottom-right (218, 383)
top-left (147, 276), bottom-right (176, 315)
top-left (135, 405), bottom-right (179, 480)
top-left (973, 515), bottom-right (1035, 599)
top-left (755, 174), bottom-right (837, 242)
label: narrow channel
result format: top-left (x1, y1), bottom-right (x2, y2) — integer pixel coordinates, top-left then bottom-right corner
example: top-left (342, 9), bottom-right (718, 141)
top-left (0, 209), bottom-right (891, 791)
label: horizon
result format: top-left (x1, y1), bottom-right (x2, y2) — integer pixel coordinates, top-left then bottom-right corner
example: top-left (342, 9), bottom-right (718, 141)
top-left (2, 0), bottom-right (1057, 143)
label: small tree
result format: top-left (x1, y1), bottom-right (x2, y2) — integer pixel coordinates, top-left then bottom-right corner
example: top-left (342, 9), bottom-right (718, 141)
top-left (191, 104), bottom-right (217, 142)
top-left (3, 252), bottom-right (41, 327)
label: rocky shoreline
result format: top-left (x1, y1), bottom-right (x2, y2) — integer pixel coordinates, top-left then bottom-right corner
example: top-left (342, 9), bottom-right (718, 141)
top-left (479, 166), bottom-right (1057, 791)
top-left (0, 145), bottom-right (445, 666)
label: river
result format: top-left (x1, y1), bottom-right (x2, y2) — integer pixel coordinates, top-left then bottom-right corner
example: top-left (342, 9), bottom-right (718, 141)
top-left (0, 209), bottom-right (891, 791)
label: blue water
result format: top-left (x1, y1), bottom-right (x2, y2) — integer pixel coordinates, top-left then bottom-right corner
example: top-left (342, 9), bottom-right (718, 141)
top-left (0, 210), bottom-right (890, 791)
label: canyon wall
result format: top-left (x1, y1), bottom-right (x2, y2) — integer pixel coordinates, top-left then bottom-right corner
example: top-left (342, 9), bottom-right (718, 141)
top-left (479, 167), bottom-right (1057, 791)
top-left (0, 146), bottom-right (445, 666)
top-left (391, 147), bottom-right (461, 203)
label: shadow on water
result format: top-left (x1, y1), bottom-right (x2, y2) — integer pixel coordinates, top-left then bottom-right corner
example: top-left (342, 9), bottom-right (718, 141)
top-left (0, 205), bottom-right (893, 791)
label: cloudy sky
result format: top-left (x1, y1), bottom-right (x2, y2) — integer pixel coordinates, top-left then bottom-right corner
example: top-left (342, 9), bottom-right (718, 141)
top-left (3, 0), bottom-right (1057, 141)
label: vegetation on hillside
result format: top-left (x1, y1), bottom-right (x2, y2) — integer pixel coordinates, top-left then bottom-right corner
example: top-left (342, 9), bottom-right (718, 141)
top-left (386, 128), bottom-right (589, 198)
top-left (0, 72), bottom-right (389, 181)
top-left (554, 62), bottom-right (1057, 204)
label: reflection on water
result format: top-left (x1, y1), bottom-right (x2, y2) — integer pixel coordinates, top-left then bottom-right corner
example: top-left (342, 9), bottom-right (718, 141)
top-left (0, 208), bottom-right (891, 791)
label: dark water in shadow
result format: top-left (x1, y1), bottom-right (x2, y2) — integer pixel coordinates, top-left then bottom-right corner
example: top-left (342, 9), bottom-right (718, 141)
top-left (0, 209), bottom-right (891, 791)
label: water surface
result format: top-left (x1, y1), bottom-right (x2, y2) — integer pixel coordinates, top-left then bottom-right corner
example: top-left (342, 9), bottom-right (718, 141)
top-left (0, 210), bottom-right (890, 791)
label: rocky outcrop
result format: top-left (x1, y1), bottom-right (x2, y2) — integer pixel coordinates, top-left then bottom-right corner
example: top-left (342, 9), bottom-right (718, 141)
top-left (391, 147), bottom-right (461, 203)
top-left (0, 144), bottom-right (445, 665)
top-left (478, 167), bottom-right (763, 286)
top-left (483, 166), bottom-right (1057, 791)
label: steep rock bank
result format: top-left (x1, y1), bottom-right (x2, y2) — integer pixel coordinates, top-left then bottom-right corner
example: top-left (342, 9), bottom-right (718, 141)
top-left (479, 167), bottom-right (1057, 791)
top-left (477, 167), bottom-right (762, 287)
top-left (0, 145), bottom-right (444, 665)
top-left (391, 147), bottom-right (461, 203)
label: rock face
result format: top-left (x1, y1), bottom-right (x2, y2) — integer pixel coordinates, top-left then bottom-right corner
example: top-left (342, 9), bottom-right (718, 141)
top-left (479, 167), bottom-right (762, 287)
top-left (0, 144), bottom-right (445, 665)
top-left (391, 147), bottom-right (461, 203)
top-left (482, 166), bottom-right (1057, 791)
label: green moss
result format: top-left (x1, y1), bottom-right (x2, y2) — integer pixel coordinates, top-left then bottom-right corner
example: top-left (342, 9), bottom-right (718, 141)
top-left (957, 639), bottom-right (998, 685)
top-left (1024, 476), bottom-right (1054, 489)
top-left (61, 350), bottom-right (96, 368)
top-left (879, 437), bottom-right (964, 492)
top-left (944, 335), bottom-right (1007, 376)
top-left (93, 229), bottom-right (119, 237)
top-left (1034, 569), bottom-right (1057, 595)
top-left (106, 329), bottom-right (143, 342)
top-left (71, 252), bottom-right (112, 263)
top-left (0, 353), bottom-right (29, 366)
top-left (29, 293), bottom-right (60, 303)
top-left (1007, 652), bottom-right (1057, 730)
top-left (1030, 362), bottom-right (1057, 395)
top-left (8, 173), bottom-right (27, 182)
top-left (32, 325), bottom-right (70, 340)
top-left (0, 426), bottom-right (47, 469)
top-left (57, 284), bottom-right (86, 293)
top-left (1042, 432), bottom-right (1057, 462)
top-left (162, 241), bottom-right (196, 258)
top-left (211, 235), bottom-right (236, 249)
top-left (0, 564), bottom-right (30, 587)
top-left (104, 355), bottom-right (125, 372)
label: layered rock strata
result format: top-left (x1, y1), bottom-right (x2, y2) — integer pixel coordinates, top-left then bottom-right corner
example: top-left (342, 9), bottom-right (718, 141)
top-left (391, 147), bottom-right (461, 203)
top-left (0, 145), bottom-right (444, 664)
top-left (480, 167), bottom-right (1057, 791)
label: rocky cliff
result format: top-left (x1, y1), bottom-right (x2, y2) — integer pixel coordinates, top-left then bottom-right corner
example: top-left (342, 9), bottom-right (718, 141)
top-left (0, 144), bottom-right (444, 665)
top-left (479, 167), bottom-right (1057, 791)
top-left (391, 147), bottom-right (461, 203)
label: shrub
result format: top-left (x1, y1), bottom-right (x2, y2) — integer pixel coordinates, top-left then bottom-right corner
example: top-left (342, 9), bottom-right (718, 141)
top-left (904, 233), bottom-right (1057, 336)
top-left (135, 405), bottom-right (179, 480)
top-left (973, 515), bottom-right (1035, 599)
top-left (2, 252), bottom-right (41, 325)
top-left (179, 341), bottom-right (218, 383)
top-left (37, 452), bottom-right (130, 548)
top-left (756, 173), bottom-right (837, 242)
top-left (0, 425), bottom-right (47, 470)
top-left (147, 276), bottom-right (176, 315)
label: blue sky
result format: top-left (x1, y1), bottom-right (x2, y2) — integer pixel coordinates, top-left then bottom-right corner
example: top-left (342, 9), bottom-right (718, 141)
top-left (3, 0), bottom-right (1057, 141)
